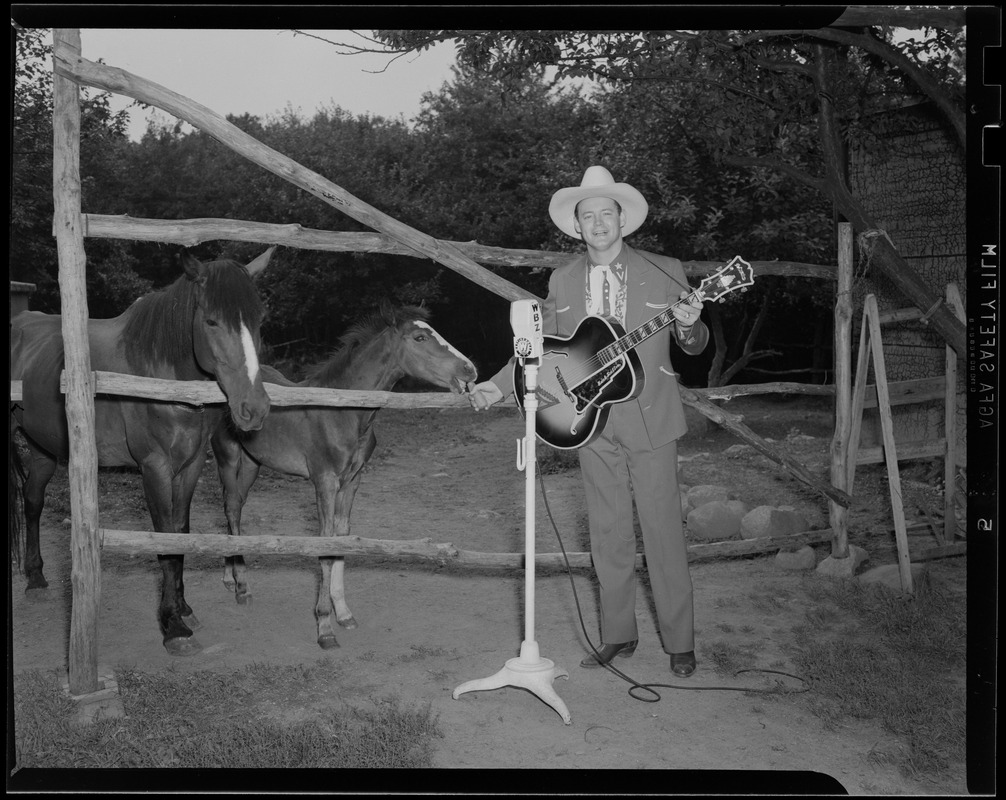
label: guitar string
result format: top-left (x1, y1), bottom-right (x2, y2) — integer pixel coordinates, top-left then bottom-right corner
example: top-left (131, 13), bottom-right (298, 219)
top-left (555, 260), bottom-right (748, 388)
top-left (557, 290), bottom-right (702, 388)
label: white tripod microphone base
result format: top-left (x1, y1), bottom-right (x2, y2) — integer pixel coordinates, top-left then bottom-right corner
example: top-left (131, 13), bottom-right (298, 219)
top-left (453, 333), bottom-right (571, 724)
top-left (453, 641), bottom-right (571, 724)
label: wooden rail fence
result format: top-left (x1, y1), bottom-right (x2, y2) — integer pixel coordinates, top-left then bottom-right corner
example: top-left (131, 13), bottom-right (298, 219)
top-left (20, 29), bottom-right (961, 696)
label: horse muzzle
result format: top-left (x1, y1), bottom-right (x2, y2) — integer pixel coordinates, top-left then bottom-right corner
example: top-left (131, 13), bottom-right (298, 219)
top-left (229, 393), bottom-right (270, 432)
top-left (451, 363), bottom-right (478, 394)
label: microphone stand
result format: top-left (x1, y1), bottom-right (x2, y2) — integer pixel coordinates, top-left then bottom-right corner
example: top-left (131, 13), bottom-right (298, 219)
top-left (452, 354), bottom-right (571, 724)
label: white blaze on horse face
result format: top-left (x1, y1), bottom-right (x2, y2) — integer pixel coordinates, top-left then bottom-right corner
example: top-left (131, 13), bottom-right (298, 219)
top-left (415, 321), bottom-right (476, 375)
top-left (240, 316), bottom-right (260, 384)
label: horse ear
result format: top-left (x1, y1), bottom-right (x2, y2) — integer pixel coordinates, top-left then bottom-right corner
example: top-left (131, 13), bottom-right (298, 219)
top-left (179, 252), bottom-right (207, 285)
top-left (379, 297), bottom-right (397, 325)
top-left (245, 246), bottom-right (275, 279)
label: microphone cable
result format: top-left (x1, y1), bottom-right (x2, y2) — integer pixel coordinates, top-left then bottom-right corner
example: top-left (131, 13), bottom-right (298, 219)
top-left (535, 460), bottom-right (811, 703)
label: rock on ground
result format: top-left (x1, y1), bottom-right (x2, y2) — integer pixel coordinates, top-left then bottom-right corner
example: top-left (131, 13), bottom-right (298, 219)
top-left (741, 506), bottom-right (810, 540)
top-left (816, 545), bottom-right (870, 578)
top-left (687, 499), bottom-right (751, 541)
top-left (775, 545), bottom-right (818, 570)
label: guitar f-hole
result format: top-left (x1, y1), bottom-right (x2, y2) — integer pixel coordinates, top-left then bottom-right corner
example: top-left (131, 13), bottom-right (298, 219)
top-left (512, 257), bottom-right (753, 450)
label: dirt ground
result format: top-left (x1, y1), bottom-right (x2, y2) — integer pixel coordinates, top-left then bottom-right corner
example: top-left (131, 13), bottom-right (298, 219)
top-left (10, 395), bottom-right (967, 793)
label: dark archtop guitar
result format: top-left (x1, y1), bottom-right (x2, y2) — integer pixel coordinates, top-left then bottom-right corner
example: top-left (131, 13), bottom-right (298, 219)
top-left (514, 256), bottom-right (754, 449)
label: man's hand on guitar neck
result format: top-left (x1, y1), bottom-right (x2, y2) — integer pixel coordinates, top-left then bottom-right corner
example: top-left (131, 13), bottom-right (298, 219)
top-left (671, 290), bottom-right (704, 333)
top-left (467, 380), bottom-right (504, 411)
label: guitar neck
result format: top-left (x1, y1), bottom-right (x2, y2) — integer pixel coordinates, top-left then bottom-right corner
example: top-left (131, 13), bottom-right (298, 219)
top-left (599, 292), bottom-right (699, 363)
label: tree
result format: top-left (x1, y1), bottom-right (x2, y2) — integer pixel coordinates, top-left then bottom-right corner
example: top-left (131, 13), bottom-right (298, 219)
top-left (576, 75), bottom-right (834, 386)
top-left (11, 26), bottom-right (150, 315)
top-left (363, 23), bottom-right (968, 355)
top-left (11, 28), bottom-right (58, 299)
top-left (118, 106), bottom-right (468, 362)
top-left (398, 66), bottom-right (600, 369)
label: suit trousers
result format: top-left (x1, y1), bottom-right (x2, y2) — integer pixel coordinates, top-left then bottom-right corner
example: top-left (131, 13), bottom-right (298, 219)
top-left (577, 406), bottom-right (694, 654)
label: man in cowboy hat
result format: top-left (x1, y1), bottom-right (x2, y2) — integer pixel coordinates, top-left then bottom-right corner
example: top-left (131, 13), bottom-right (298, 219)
top-left (469, 166), bottom-right (708, 677)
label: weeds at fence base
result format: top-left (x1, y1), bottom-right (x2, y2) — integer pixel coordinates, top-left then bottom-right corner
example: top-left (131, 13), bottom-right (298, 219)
top-left (13, 661), bottom-right (442, 769)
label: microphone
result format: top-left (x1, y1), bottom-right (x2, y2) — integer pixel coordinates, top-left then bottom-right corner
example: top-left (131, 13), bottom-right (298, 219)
top-left (510, 299), bottom-right (544, 360)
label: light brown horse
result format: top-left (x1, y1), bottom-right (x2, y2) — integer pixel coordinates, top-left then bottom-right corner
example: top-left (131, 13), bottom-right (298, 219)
top-left (10, 249), bottom-right (273, 656)
top-left (210, 302), bottom-right (477, 648)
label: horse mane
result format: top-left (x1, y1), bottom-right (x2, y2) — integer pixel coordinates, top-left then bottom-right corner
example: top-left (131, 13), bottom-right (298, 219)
top-left (122, 260), bottom-right (264, 371)
top-left (303, 304), bottom-right (431, 387)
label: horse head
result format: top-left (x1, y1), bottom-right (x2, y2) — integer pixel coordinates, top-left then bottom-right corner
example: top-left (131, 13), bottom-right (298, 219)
top-left (182, 248), bottom-right (273, 431)
top-left (384, 301), bottom-right (477, 394)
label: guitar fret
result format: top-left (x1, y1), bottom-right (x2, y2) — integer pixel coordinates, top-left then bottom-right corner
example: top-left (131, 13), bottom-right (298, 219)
top-left (611, 310), bottom-right (676, 359)
top-left (590, 258), bottom-right (751, 373)
top-left (599, 311), bottom-right (674, 363)
top-left (514, 257), bottom-right (752, 450)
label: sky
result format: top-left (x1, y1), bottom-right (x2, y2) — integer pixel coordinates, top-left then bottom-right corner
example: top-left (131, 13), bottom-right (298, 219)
top-left (78, 29), bottom-right (459, 141)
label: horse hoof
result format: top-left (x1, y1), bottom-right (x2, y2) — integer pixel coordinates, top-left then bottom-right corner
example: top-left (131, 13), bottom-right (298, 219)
top-left (317, 634), bottom-right (340, 650)
top-left (337, 616), bottom-right (358, 630)
top-left (164, 636), bottom-right (203, 657)
top-left (182, 613), bottom-right (202, 632)
top-left (236, 592), bottom-right (252, 606)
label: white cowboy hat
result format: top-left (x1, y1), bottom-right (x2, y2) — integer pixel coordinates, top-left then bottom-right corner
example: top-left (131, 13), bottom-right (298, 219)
top-left (548, 165), bottom-right (649, 240)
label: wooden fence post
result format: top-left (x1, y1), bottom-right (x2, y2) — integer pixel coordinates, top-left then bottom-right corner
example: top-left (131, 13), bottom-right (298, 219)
top-left (829, 222), bottom-right (854, 556)
top-left (943, 284), bottom-right (964, 545)
top-left (53, 28), bottom-right (101, 695)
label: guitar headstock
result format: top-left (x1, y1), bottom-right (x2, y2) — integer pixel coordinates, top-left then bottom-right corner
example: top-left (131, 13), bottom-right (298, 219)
top-left (695, 256), bottom-right (755, 303)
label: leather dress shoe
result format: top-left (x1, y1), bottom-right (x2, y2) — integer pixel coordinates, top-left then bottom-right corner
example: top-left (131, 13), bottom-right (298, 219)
top-left (670, 650), bottom-right (697, 677)
top-left (580, 640), bottom-right (638, 668)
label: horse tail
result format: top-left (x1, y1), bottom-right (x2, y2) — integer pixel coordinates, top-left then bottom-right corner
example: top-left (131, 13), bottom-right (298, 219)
top-left (9, 420), bottom-right (26, 570)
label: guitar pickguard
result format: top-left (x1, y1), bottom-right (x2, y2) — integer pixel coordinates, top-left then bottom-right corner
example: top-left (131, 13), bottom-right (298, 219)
top-left (513, 257), bottom-right (753, 449)
top-left (514, 317), bottom-right (643, 449)
top-left (568, 361), bottom-right (624, 415)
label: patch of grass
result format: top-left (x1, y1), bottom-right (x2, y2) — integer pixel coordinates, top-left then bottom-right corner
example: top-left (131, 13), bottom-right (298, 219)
top-left (712, 596), bottom-right (742, 609)
top-left (703, 639), bottom-right (763, 675)
top-left (535, 447), bottom-right (579, 475)
top-left (13, 662), bottom-right (442, 769)
top-left (801, 602), bottom-right (843, 628)
top-left (789, 574), bottom-right (966, 781)
top-left (748, 588), bottom-right (795, 614)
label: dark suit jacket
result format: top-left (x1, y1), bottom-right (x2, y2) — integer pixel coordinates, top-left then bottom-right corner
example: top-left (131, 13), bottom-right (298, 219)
top-left (491, 244), bottom-right (708, 449)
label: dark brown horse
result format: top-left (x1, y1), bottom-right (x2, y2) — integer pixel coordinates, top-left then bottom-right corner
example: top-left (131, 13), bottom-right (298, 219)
top-left (10, 249), bottom-right (274, 656)
top-left (210, 302), bottom-right (477, 648)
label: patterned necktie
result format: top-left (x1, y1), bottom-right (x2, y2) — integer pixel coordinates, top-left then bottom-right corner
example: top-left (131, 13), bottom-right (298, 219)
top-left (588, 262), bottom-right (625, 321)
